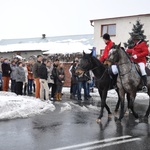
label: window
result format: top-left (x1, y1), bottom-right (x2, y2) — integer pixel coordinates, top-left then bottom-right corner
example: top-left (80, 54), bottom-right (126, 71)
top-left (101, 24), bottom-right (116, 36)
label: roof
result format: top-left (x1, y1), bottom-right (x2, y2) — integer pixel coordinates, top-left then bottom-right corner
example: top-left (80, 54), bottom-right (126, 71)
top-left (0, 34), bottom-right (94, 53)
top-left (90, 13), bottom-right (150, 22)
top-left (0, 34), bottom-right (93, 46)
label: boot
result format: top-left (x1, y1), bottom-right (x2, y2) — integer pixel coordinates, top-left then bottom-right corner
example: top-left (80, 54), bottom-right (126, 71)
top-left (55, 93), bottom-right (59, 101)
top-left (112, 74), bottom-right (118, 89)
top-left (58, 93), bottom-right (62, 101)
top-left (142, 75), bottom-right (148, 93)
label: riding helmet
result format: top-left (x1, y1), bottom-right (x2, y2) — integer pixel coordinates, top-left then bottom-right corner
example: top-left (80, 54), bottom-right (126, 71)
top-left (103, 33), bottom-right (110, 40)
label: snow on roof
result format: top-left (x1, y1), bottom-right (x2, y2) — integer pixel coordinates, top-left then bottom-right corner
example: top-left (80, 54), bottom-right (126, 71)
top-left (0, 34), bottom-right (93, 54)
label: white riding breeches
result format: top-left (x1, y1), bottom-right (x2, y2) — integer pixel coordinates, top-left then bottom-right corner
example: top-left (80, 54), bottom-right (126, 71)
top-left (111, 63), bottom-right (146, 76)
top-left (138, 62), bottom-right (146, 76)
top-left (111, 65), bottom-right (118, 75)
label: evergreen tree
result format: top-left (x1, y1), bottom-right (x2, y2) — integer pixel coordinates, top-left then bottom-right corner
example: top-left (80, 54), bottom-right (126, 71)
top-left (124, 20), bottom-right (149, 48)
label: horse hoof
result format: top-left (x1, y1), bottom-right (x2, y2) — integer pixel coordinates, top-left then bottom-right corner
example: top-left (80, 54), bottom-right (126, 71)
top-left (114, 117), bottom-right (121, 123)
top-left (96, 118), bottom-right (101, 123)
top-left (124, 111), bottom-right (129, 117)
top-left (135, 119), bottom-right (140, 123)
top-left (114, 111), bottom-right (119, 116)
top-left (135, 114), bottom-right (139, 119)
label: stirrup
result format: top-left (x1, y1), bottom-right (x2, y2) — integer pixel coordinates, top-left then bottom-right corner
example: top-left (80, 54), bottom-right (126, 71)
top-left (142, 86), bottom-right (148, 93)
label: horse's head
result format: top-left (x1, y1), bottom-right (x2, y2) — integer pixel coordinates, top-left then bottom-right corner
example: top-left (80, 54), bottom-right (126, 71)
top-left (75, 51), bottom-right (94, 75)
top-left (108, 43), bottom-right (121, 63)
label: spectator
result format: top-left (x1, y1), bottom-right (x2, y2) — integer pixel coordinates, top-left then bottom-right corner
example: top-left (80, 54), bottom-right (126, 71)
top-left (69, 57), bottom-right (79, 99)
top-left (86, 70), bottom-right (93, 98)
top-left (15, 61), bottom-right (25, 95)
top-left (46, 60), bottom-right (54, 100)
top-left (2, 58), bottom-right (11, 91)
top-left (51, 59), bottom-right (60, 100)
top-left (22, 61), bottom-right (28, 95)
top-left (33, 55), bottom-right (43, 98)
top-left (0, 57), bottom-right (4, 91)
top-left (39, 58), bottom-right (49, 101)
top-left (10, 60), bottom-right (17, 93)
top-left (27, 59), bottom-right (34, 95)
top-left (56, 63), bottom-right (65, 101)
top-left (77, 72), bottom-right (89, 101)
top-left (70, 59), bottom-right (79, 100)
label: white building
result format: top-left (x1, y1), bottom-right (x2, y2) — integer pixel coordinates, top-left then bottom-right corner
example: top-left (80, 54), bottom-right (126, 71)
top-left (90, 13), bottom-right (150, 56)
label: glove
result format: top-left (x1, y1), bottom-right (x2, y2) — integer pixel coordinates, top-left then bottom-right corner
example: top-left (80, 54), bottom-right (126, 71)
top-left (132, 55), bottom-right (137, 59)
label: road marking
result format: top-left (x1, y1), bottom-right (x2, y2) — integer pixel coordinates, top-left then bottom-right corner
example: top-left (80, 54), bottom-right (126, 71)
top-left (80, 137), bottom-right (141, 150)
top-left (50, 135), bottom-right (132, 150)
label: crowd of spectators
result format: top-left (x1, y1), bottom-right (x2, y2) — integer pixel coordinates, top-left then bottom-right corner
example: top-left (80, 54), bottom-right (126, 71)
top-left (0, 54), bottom-right (94, 102)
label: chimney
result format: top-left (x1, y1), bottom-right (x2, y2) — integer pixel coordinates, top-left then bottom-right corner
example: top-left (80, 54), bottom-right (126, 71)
top-left (42, 34), bottom-right (46, 39)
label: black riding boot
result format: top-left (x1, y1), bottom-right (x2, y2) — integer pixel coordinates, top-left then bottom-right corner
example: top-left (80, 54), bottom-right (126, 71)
top-left (108, 67), bottom-right (117, 89)
top-left (142, 75), bottom-right (148, 93)
top-left (112, 74), bottom-right (118, 89)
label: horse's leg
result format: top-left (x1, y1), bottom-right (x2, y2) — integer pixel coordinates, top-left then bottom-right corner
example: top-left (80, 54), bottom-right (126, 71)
top-left (118, 97), bottom-right (125, 121)
top-left (144, 96), bottom-right (150, 118)
top-left (118, 89), bottom-right (126, 121)
top-left (126, 93), bottom-right (130, 109)
top-left (114, 89), bottom-right (120, 113)
top-left (96, 89), bottom-right (109, 123)
top-left (124, 93), bottom-right (130, 116)
top-left (128, 93), bottom-right (138, 119)
top-left (105, 103), bottom-right (112, 115)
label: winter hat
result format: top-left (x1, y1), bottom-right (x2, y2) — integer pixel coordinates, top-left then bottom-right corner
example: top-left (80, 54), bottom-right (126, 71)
top-left (17, 61), bottom-right (22, 66)
top-left (132, 34), bottom-right (143, 40)
top-left (103, 33), bottom-right (110, 40)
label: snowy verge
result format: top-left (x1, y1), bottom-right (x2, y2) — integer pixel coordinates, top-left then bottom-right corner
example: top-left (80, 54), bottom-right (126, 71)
top-left (0, 92), bottom-right (55, 120)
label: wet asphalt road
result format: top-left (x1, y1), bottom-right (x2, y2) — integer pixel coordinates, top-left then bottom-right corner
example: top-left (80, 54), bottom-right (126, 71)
top-left (0, 95), bottom-right (150, 150)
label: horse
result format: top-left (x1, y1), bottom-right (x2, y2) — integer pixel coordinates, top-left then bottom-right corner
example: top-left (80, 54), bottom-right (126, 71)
top-left (108, 43), bottom-right (150, 121)
top-left (76, 51), bottom-right (125, 123)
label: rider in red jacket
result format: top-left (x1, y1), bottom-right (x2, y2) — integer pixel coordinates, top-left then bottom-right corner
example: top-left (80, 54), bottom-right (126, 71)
top-left (100, 33), bottom-right (114, 63)
top-left (126, 34), bottom-right (149, 92)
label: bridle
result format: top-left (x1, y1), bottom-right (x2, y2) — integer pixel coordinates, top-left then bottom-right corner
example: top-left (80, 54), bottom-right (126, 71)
top-left (79, 56), bottom-right (108, 82)
top-left (111, 48), bottom-right (133, 76)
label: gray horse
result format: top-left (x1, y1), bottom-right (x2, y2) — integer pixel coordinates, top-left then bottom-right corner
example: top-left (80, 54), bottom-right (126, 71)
top-left (108, 43), bottom-right (150, 121)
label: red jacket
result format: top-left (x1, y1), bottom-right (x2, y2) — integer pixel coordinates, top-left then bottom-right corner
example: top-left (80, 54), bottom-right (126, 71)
top-left (126, 41), bottom-right (149, 65)
top-left (100, 40), bottom-right (114, 62)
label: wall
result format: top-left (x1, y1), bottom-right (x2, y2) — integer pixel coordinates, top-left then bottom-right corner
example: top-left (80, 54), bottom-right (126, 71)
top-left (63, 62), bottom-right (72, 87)
top-left (93, 15), bottom-right (150, 55)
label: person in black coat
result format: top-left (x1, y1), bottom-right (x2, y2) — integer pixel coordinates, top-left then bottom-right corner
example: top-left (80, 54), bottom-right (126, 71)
top-left (2, 58), bottom-right (11, 91)
top-left (51, 59), bottom-right (60, 100)
top-left (38, 58), bottom-right (49, 101)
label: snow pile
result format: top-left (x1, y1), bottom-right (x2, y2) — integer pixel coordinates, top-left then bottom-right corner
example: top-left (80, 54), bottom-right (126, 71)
top-left (60, 102), bottom-right (72, 113)
top-left (0, 92), bottom-right (55, 120)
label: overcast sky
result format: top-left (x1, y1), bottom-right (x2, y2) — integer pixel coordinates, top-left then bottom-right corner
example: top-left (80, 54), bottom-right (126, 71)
top-left (0, 0), bottom-right (150, 40)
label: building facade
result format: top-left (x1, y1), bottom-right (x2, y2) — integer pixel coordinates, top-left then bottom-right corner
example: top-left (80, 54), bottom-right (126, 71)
top-left (90, 13), bottom-right (150, 56)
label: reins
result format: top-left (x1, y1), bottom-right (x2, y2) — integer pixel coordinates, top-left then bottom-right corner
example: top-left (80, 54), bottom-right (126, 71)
top-left (81, 56), bottom-right (108, 82)
top-left (117, 49), bottom-right (133, 76)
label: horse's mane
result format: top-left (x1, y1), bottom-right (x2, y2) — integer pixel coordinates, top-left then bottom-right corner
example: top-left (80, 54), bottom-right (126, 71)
top-left (120, 46), bottom-right (132, 63)
top-left (90, 55), bottom-right (106, 70)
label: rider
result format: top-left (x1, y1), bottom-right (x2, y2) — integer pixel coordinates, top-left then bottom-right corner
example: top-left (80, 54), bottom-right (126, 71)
top-left (99, 33), bottom-right (114, 63)
top-left (99, 33), bottom-right (117, 88)
top-left (126, 34), bottom-right (149, 92)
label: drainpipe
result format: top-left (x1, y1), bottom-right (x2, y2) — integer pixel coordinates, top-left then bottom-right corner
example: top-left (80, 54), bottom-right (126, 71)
top-left (90, 20), bottom-right (94, 27)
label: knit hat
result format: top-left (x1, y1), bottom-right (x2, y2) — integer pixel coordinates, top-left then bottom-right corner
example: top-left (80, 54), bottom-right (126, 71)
top-left (132, 34), bottom-right (143, 40)
top-left (103, 33), bottom-right (110, 40)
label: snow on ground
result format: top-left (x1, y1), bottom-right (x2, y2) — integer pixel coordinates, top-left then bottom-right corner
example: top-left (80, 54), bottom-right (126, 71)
top-left (0, 87), bottom-right (149, 120)
top-left (0, 91), bottom-right (55, 120)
